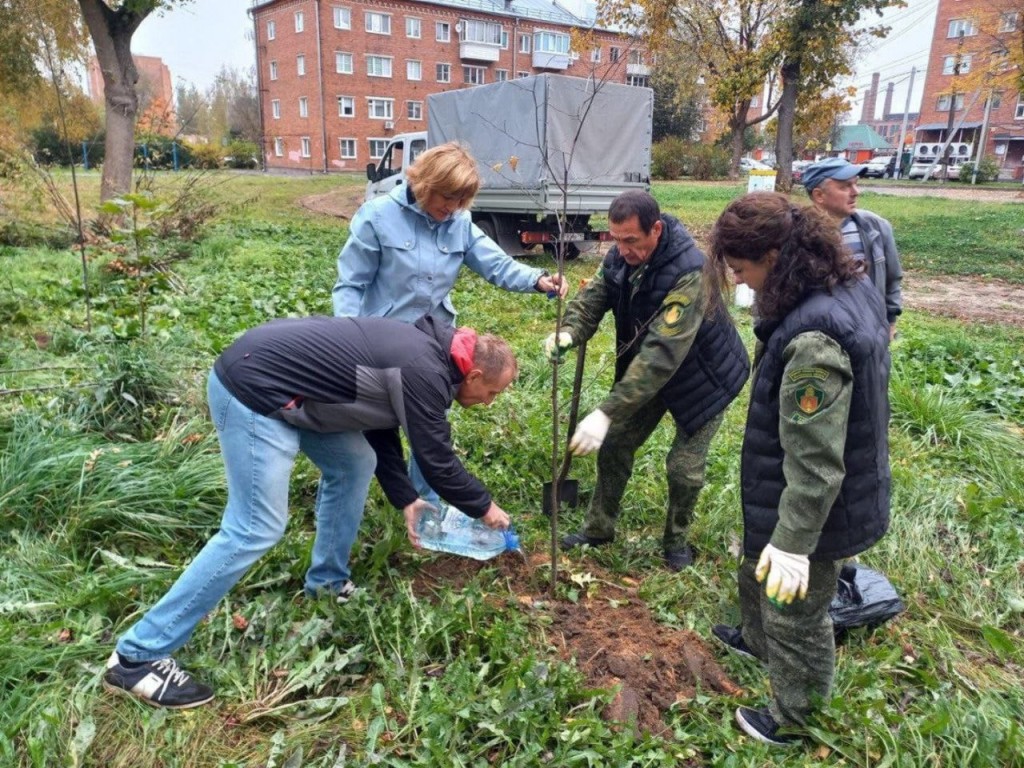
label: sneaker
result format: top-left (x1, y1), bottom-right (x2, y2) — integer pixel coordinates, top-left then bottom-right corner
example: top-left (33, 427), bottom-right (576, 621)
top-left (335, 579), bottom-right (358, 604)
top-left (712, 624), bottom-right (760, 660)
top-left (103, 652), bottom-right (214, 709)
top-left (560, 531), bottom-right (614, 550)
top-left (664, 544), bottom-right (695, 572)
top-left (734, 706), bottom-right (799, 746)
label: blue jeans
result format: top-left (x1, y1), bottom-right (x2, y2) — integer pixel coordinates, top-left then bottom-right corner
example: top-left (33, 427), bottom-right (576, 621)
top-left (116, 371), bottom-right (376, 661)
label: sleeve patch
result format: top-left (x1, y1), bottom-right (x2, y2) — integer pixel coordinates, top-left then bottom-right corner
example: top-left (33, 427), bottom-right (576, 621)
top-left (662, 299), bottom-right (691, 327)
top-left (794, 381), bottom-right (826, 416)
top-left (787, 367), bottom-right (830, 383)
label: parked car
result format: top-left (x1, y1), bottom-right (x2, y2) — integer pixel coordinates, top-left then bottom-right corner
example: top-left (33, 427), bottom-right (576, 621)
top-left (862, 155), bottom-right (896, 178)
top-left (908, 158), bottom-right (966, 180)
top-left (791, 160), bottom-right (813, 184)
top-left (740, 157), bottom-right (774, 172)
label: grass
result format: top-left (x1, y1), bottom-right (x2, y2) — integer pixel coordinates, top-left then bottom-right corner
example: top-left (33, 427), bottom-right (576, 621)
top-left (1, 173), bottom-right (1023, 766)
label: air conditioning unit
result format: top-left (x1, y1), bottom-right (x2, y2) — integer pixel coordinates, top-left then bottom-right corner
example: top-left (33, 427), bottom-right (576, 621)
top-left (383, 121), bottom-right (394, 130)
top-left (915, 144), bottom-right (931, 157)
top-left (951, 142), bottom-right (971, 156)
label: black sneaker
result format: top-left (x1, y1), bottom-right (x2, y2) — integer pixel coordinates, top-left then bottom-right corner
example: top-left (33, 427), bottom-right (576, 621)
top-left (103, 652), bottom-right (214, 709)
top-left (735, 706), bottom-right (800, 746)
top-left (664, 544), bottom-right (695, 572)
top-left (712, 624), bottom-right (760, 660)
top-left (335, 579), bottom-right (358, 604)
top-left (560, 531), bottom-right (614, 550)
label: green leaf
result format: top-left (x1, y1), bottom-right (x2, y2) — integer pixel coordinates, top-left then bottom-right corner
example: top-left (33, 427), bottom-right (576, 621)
top-left (981, 625), bottom-right (1016, 658)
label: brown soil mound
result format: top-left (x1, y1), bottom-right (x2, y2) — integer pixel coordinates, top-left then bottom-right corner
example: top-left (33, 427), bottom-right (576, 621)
top-left (410, 551), bottom-right (742, 736)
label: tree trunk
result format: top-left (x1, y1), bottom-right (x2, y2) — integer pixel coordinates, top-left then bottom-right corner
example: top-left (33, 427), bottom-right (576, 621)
top-left (774, 57), bottom-right (800, 193)
top-left (77, 0), bottom-right (153, 201)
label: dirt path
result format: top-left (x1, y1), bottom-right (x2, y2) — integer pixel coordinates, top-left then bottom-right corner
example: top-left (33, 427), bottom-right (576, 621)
top-left (298, 187), bottom-right (1024, 328)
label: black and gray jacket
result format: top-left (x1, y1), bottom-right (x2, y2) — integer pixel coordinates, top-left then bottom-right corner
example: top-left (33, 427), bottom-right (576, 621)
top-left (213, 314), bottom-right (491, 516)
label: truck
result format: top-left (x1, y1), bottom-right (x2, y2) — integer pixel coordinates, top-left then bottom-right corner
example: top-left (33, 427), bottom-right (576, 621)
top-left (364, 74), bottom-right (653, 258)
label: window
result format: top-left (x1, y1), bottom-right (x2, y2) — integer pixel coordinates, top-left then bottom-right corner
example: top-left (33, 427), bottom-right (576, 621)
top-left (295, 11), bottom-right (304, 32)
top-left (629, 50), bottom-right (643, 65)
top-left (609, 46), bottom-right (620, 62)
top-left (406, 17), bottom-right (421, 37)
top-left (369, 139), bottom-right (389, 159)
top-left (436, 22), bottom-right (450, 42)
top-left (298, 97), bottom-right (308, 118)
top-left (367, 97), bottom-right (394, 119)
top-left (462, 19), bottom-right (502, 45)
top-left (626, 74), bottom-right (649, 88)
top-left (436, 63), bottom-right (451, 82)
top-left (936, 93), bottom-right (965, 111)
top-left (271, 99), bottom-right (281, 119)
top-left (407, 100), bottom-right (423, 120)
top-left (340, 138), bottom-right (356, 158)
top-left (518, 34), bottom-right (531, 54)
top-left (365, 12), bottom-right (391, 34)
top-left (301, 137), bottom-right (311, 158)
top-left (407, 60), bottom-right (422, 80)
top-left (516, 70), bottom-right (530, 78)
top-left (463, 65), bottom-right (486, 85)
top-left (947, 19), bottom-right (977, 38)
top-left (297, 54), bottom-right (305, 76)
top-left (987, 91), bottom-right (1003, 110)
top-left (999, 12), bottom-right (1019, 32)
top-left (274, 137), bottom-right (283, 156)
top-left (366, 55), bottom-right (393, 78)
top-left (336, 52), bottom-right (353, 74)
top-left (750, 95), bottom-right (760, 108)
top-left (500, 31), bottom-right (509, 49)
top-left (495, 69), bottom-right (509, 82)
top-left (338, 96), bottom-right (355, 117)
top-left (590, 48), bottom-right (601, 63)
top-left (942, 54), bottom-right (971, 75)
top-left (534, 31), bottom-right (570, 54)
top-left (334, 7), bottom-right (351, 29)
top-left (269, 60), bottom-right (278, 80)
top-left (267, 20), bottom-right (276, 40)
top-left (1016, 95), bottom-right (1024, 120)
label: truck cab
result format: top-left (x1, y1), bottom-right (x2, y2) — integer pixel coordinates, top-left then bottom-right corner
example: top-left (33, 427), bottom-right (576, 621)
top-left (365, 133), bottom-right (427, 202)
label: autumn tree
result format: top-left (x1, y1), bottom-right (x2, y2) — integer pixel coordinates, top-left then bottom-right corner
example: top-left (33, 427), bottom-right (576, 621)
top-left (76, 0), bottom-right (189, 200)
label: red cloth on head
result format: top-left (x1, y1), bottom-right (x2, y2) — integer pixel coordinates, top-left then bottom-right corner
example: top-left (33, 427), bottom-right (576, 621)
top-left (450, 327), bottom-right (477, 375)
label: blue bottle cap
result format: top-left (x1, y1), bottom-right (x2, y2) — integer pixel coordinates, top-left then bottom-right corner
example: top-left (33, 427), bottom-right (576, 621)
top-left (503, 528), bottom-right (520, 551)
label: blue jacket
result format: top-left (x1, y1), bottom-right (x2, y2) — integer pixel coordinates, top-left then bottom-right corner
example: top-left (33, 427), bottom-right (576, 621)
top-left (332, 185), bottom-right (545, 325)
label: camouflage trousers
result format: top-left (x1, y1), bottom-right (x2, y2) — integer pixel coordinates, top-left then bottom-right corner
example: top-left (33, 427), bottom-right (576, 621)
top-left (582, 401), bottom-right (723, 552)
top-left (738, 556), bottom-right (842, 727)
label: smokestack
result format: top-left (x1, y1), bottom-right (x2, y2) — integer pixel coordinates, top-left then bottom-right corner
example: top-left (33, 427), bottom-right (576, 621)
top-left (861, 72), bottom-right (880, 123)
top-left (883, 82), bottom-right (894, 120)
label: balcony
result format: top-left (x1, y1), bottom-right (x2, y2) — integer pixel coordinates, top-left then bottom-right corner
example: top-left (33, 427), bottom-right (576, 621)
top-left (459, 41), bottom-right (500, 62)
top-left (626, 62), bottom-right (650, 76)
top-left (532, 50), bottom-right (569, 70)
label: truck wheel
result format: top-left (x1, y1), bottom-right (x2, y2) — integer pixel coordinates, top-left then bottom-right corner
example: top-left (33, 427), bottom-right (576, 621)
top-left (477, 218), bottom-right (498, 242)
top-left (544, 242), bottom-right (580, 261)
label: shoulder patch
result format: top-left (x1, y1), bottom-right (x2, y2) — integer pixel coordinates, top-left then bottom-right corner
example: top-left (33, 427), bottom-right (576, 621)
top-left (663, 301), bottom-right (689, 326)
top-left (787, 367), bottom-right (830, 383)
top-left (794, 381), bottom-right (826, 416)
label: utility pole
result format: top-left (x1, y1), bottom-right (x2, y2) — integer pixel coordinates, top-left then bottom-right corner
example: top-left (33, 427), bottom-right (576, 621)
top-left (894, 66), bottom-right (915, 180)
top-left (972, 81), bottom-right (994, 185)
top-left (942, 31), bottom-right (965, 182)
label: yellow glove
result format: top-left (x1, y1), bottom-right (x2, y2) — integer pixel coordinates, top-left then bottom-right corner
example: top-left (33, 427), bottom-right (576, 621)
top-left (755, 543), bottom-right (809, 606)
top-left (543, 331), bottom-right (573, 363)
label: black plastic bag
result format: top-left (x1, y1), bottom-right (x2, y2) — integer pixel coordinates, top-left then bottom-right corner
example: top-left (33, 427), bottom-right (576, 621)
top-left (829, 563), bottom-right (904, 641)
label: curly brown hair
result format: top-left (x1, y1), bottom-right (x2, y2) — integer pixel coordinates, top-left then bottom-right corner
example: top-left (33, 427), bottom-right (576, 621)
top-left (705, 191), bottom-right (864, 321)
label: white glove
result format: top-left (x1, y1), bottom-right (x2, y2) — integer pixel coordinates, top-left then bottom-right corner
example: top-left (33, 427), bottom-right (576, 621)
top-left (569, 409), bottom-right (611, 456)
top-left (755, 543), bottom-right (810, 605)
top-left (543, 331), bottom-right (573, 363)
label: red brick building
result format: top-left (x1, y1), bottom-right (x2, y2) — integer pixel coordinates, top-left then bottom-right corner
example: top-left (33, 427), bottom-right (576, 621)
top-left (87, 54), bottom-right (177, 136)
top-left (914, 0), bottom-right (1023, 180)
top-left (249, 0), bottom-right (647, 172)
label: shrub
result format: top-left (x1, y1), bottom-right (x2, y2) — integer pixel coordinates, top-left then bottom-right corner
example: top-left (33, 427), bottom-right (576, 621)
top-left (651, 137), bottom-right (689, 180)
top-left (224, 139), bottom-right (261, 169)
top-left (187, 142), bottom-right (224, 170)
top-left (686, 143), bottom-right (731, 180)
top-left (957, 156), bottom-right (1000, 183)
top-left (135, 135), bottom-right (193, 171)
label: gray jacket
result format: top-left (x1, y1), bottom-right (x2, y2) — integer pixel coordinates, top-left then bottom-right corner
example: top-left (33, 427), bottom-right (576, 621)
top-left (850, 209), bottom-right (903, 324)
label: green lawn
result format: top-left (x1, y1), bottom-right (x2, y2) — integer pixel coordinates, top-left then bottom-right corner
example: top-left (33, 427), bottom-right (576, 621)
top-left (1, 174), bottom-right (1022, 767)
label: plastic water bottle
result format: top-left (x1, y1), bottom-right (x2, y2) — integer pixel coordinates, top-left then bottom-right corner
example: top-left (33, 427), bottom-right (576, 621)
top-left (416, 505), bottom-right (520, 561)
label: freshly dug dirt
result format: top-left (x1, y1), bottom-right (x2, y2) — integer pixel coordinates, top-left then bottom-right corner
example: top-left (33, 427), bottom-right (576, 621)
top-left (409, 551), bottom-right (742, 736)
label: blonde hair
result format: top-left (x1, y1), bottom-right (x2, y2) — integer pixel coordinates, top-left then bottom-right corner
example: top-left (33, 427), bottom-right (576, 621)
top-left (406, 141), bottom-right (480, 208)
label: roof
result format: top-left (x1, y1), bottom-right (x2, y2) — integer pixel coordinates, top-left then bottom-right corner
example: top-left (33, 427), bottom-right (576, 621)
top-left (835, 124), bottom-right (892, 152)
top-left (915, 122), bottom-right (983, 131)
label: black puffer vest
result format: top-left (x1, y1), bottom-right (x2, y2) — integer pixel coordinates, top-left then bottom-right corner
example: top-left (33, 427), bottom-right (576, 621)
top-left (602, 214), bottom-right (750, 436)
top-left (741, 277), bottom-right (891, 560)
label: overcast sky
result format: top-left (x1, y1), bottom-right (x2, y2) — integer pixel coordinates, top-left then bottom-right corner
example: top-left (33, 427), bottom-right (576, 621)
top-left (132, 0), bottom-right (939, 119)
